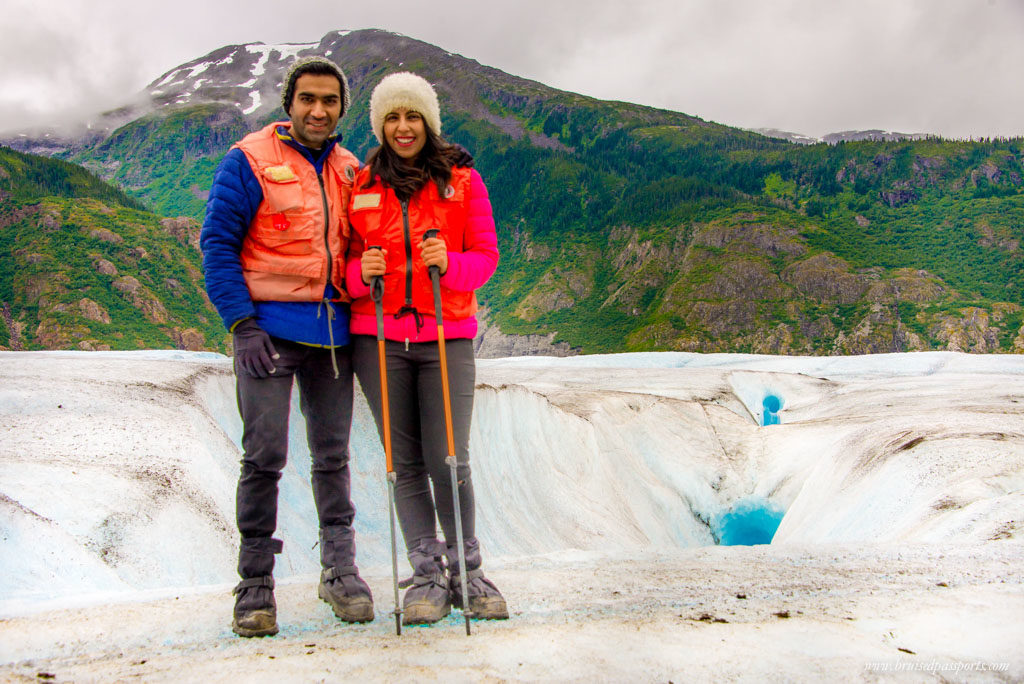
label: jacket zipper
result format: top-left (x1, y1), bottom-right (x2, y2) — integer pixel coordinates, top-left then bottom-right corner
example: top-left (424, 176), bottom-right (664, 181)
top-left (318, 173), bottom-right (332, 291)
top-left (401, 199), bottom-right (413, 349)
top-left (401, 200), bottom-right (413, 306)
top-left (317, 171), bottom-right (341, 373)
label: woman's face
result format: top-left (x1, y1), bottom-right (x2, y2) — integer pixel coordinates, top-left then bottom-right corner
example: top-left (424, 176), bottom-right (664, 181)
top-left (383, 107), bottom-right (427, 162)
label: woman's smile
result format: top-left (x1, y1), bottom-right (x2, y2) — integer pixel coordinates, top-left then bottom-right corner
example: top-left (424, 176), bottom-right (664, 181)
top-left (383, 107), bottom-right (427, 160)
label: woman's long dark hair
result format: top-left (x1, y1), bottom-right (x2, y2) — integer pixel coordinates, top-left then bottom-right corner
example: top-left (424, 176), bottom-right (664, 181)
top-left (363, 122), bottom-right (463, 201)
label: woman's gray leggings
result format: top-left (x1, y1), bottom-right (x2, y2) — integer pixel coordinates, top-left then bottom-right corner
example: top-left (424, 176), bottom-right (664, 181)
top-left (352, 335), bottom-right (476, 559)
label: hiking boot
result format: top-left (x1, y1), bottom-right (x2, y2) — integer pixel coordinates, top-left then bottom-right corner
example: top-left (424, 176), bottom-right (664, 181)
top-left (400, 539), bottom-right (451, 625)
top-left (317, 525), bottom-right (373, 622)
top-left (232, 576), bottom-right (278, 637)
top-left (444, 536), bottom-right (508, 619)
top-left (318, 566), bottom-right (374, 623)
top-left (401, 570), bottom-right (452, 625)
top-left (450, 569), bottom-right (509, 620)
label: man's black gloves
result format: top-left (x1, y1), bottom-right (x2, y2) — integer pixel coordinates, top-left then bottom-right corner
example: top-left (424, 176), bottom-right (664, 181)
top-left (232, 318), bottom-right (279, 378)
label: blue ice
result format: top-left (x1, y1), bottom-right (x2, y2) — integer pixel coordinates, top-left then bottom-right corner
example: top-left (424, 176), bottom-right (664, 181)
top-left (762, 394), bottom-right (782, 426)
top-left (715, 498), bottom-right (785, 545)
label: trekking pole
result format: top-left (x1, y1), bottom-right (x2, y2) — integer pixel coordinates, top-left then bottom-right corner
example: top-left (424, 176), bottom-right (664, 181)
top-left (369, 248), bottom-right (403, 636)
top-left (424, 228), bottom-right (473, 636)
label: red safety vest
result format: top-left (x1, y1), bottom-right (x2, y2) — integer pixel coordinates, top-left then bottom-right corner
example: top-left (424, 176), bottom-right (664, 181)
top-left (234, 123), bottom-right (358, 302)
top-left (348, 166), bottom-right (477, 321)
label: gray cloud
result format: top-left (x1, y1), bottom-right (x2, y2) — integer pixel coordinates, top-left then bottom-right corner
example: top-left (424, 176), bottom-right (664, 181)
top-left (2, 0), bottom-right (1022, 139)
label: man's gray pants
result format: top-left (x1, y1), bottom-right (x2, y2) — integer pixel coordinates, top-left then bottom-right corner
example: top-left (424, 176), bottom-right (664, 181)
top-left (234, 337), bottom-right (356, 578)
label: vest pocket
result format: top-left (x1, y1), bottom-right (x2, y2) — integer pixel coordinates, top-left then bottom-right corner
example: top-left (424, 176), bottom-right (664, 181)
top-left (262, 174), bottom-right (304, 213)
top-left (249, 234), bottom-right (314, 256)
top-left (252, 207), bottom-right (316, 241)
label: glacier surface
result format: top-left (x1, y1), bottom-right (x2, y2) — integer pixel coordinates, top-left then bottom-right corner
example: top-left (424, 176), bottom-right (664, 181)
top-left (1, 350), bottom-right (1022, 681)
top-left (2, 350), bottom-right (1021, 610)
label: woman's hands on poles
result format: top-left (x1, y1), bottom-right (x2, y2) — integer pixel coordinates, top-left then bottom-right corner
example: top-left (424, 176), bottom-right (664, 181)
top-left (420, 236), bottom-right (448, 275)
top-left (361, 247), bottom-right (388, 285)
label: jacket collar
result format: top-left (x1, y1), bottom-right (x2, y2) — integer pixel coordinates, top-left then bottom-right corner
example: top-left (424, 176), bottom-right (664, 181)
top-left (274, 124), bottom-right (340, 172)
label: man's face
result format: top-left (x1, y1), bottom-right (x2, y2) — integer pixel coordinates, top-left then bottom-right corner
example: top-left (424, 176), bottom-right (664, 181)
top-left (288, 73), bottom-right (342, 149)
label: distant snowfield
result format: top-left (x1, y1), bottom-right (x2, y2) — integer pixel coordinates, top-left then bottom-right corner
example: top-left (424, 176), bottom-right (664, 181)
top-left (1, 350), bottom-right (1022, 682)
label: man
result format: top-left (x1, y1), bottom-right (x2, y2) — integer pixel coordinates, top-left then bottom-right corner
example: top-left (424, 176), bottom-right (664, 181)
top-left (200, 56), bottom-right (372, 637)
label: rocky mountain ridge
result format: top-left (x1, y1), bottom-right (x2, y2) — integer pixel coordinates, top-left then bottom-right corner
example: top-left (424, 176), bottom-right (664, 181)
top-left (749, 127), bottom-right (933, 146)
top-left (2, 29), bottom-right (1022, 355)
top-left (0, 146), bottom-right (226, 352)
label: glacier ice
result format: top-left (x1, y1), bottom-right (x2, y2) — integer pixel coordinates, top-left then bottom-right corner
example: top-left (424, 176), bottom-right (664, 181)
top-left (1, 349), bottom-right (1022, 613)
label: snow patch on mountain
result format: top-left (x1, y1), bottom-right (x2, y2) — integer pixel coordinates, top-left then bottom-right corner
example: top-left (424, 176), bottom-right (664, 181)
top-left (247, 42), bottom-right (317, 77)
top-left (242, 91), bottom-right (261, 115)
top-left (153, 68), bottom-right (181, 89)
top-left (246, 44), bottom-right (272, 77)
top-left (185, 62), bottom-right (212, 79)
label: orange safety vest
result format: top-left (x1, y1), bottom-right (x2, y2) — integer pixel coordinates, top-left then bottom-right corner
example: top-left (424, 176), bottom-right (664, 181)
top-left (349, 166), bottom-right (476, 321)
top-left (234, 123), bottom-right (358, 303)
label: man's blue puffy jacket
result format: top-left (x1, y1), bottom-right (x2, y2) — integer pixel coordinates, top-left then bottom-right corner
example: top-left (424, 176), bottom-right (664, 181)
top-left (200, 129), bottom-right (350, 347)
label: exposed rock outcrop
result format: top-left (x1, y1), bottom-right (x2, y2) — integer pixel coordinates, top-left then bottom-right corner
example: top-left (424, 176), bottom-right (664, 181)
top-left (474, 308), bottom-right (578, 358)
top-left (34, 317), bottom-right (90, 350)
top-left (783, 253), bottom-right (871, 304)
top-left (690, 221), bottom-right (806, 258)
top-left (879, 188), bottom-right (918, 207)
top-left (86, 227), bottom-right (123, 243)
top-left (0, 203), bottom-right (60, 232)
top-left (514, 261), bottom-right (594, 322)
top-left (1, 302), bottom-right (23, 351)
top-left (78, 298), bottom-right (111, 324)
top-left (603, 226), bottom-right (688, 314)
top-left (865, 269), bottom-right (949, 304)
top-left (977, 221), bottom-right (1019, 253)
top-left (832, 304), bottom-right (927, 354)
top-left (929, 307), bottom-right (1002, 353)
top-left (170, 327), bottom-right (206, 351)
top-left (694, 258), bottom-right (790, 300)
top-left (113, 276), bottom-right (169, 324)
top-left (161, 217), bottom-right (201, 251)
top-left (92, 256), bottom-right (118, 276)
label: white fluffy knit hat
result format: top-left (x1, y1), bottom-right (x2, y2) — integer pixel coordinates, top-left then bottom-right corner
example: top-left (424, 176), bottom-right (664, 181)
top-left (369, 72), bottom-right (441, 144)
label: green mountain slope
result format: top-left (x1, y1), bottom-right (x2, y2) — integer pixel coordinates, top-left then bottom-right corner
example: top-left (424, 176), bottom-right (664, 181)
top-left (0, 146), bottom-right (228, 352)
top-left (17, 29), bottom-right (1024, 354)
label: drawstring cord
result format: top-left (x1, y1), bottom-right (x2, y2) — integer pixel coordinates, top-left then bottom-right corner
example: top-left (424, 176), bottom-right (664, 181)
top-left (317, 298), bottom-right (340, 379)
top-left (394, 305), bottom-right (425, 335)
top-left (394, 305), bottom-right (425, 351)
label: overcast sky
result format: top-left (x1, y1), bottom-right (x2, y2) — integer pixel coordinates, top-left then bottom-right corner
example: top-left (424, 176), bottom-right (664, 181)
top-left (2, 0), bottom-right (1022, 139)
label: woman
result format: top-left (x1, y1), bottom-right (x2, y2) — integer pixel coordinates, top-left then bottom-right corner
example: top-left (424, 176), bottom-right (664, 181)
top-left (346, 72), bottom-right (506, 624)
